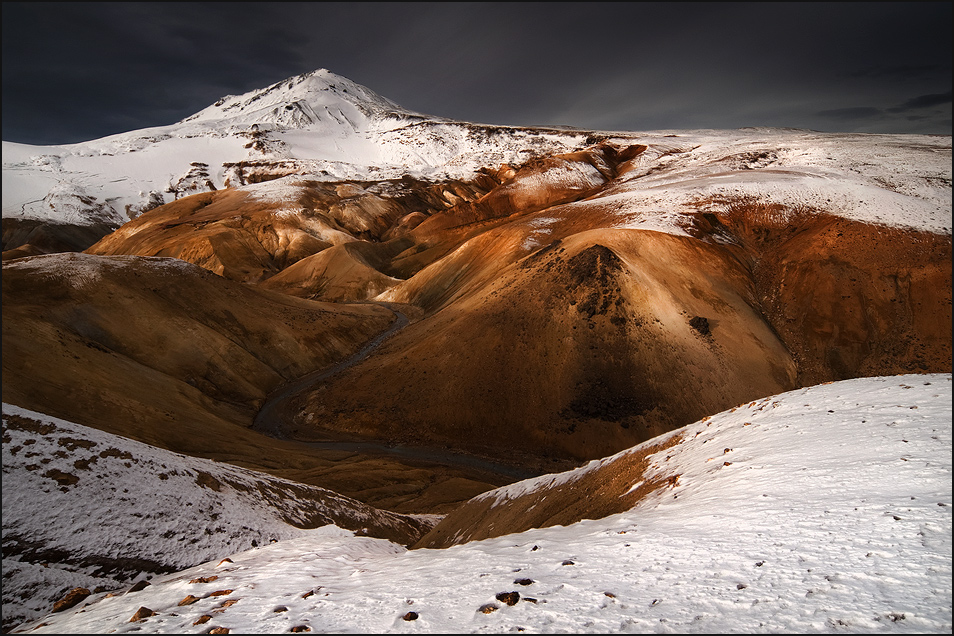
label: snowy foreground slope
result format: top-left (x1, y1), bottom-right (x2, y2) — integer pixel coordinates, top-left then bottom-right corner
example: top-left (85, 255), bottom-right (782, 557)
top-left (7, 374), bottom-right (951, 634)
top-left (0, 404), bottom-right (436, 631)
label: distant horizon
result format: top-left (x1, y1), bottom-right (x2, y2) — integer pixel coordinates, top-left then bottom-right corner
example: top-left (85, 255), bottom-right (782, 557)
top-left (3, 2), bottom-right (951, 145)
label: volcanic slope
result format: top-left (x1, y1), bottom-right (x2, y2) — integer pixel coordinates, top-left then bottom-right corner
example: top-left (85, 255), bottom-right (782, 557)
top-left (2, 68), bottom-right (596, 257)
top-left (275, 143), bottom-right (950, 467)
top-left (1, 253), bottom-right (511, 512)
top-left (16, 128), bottom-right (953, 474)
top-left (287, 227), bottom-right (798, 465)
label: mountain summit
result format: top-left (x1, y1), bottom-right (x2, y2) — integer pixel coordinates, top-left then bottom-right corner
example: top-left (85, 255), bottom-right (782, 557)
top-left (179, 69), bottom-right (423, 131)
top-left (1, 68), bottom-right (591, 252)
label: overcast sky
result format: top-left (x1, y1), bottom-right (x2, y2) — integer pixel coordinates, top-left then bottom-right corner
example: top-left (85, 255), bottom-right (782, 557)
top-left (3, 2), bottom-right (951, 145)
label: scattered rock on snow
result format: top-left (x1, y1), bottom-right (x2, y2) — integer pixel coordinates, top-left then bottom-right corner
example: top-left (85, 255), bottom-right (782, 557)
top-left (52, 587), bottom-right (90, 613)
top-left (496, 591), bottom-right (520, 606)
top-left (190, 575), bottom-right (219, 584)
top-left (129, 606), bottom-right (156, 621)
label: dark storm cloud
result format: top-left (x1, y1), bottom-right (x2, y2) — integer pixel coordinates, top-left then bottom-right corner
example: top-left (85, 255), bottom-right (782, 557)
top-left (816, 107), bottom-right (884, 121)
top-left (888, 91), bottom-right (953, 113)
top-left (3, 2), bottom-right (951, 145)
top-left (848, 64), bottom-right (952, 80)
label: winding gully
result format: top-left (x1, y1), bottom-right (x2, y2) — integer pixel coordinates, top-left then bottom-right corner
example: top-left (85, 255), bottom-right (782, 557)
top-left (252, 302), bottom-right (539, 481)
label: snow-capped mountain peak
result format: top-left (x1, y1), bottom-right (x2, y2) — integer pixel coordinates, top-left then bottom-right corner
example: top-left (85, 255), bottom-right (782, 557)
top-left (179, 69), bottom-right (421, 131)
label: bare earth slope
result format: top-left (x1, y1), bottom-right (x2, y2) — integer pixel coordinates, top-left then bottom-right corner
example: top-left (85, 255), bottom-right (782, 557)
top-left (286, 227), bottom-right (799, 465)
top-left (281, 180), bottom-right (950, 468)
top-left (1, 252), bottom-right (394, 438)
top-left (1, 254), bottom-right (510, 513)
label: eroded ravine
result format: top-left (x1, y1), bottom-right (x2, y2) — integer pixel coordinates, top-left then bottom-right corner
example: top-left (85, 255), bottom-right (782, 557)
top-left (251, 302), bottom-right (541, 482)
top-left (252, 302), bottom-right (410, 439)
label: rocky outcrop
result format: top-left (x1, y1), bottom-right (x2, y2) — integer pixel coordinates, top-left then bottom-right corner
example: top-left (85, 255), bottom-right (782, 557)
top-left (52, 588), bottom-right (90, 613)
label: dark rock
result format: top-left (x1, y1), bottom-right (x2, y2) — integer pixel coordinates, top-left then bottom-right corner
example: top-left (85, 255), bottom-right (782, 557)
top-left (496, 591), bottom-right (520, 606)
top-left (689, 316), bottom-right (711, 336)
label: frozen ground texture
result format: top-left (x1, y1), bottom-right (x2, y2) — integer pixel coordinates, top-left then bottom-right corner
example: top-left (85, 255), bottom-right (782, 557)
top-left (5, 374), bottom-right (951, 633)
top-left (3, 70), bottom-right (951, 236)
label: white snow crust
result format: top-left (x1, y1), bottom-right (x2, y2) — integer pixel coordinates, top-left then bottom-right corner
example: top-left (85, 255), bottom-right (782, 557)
top-left (6, 374), bottom-right (950, 634)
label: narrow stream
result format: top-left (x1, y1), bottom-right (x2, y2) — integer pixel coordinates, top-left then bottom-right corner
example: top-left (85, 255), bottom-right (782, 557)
top-left (252, 305), bottom-right (408, 439)
top-left (252, 304), bottom-right (542, 482)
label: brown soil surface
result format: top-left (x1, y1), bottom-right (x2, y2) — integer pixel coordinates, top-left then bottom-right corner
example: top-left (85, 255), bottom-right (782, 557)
top-left (1, 254), bottom-right (506, 513)
top-left (290, 228), bottom-right (798, 465)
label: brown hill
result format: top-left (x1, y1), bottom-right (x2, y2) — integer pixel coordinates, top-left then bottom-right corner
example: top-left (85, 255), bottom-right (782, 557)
top-left (1, 253), bottom-right (508, 513)
top-left (84, 176), bottom-right (497, 285)
top-left (2, 217), bottom-right (117, 258)
top-left (275, 182), bottom-right (949, 469)
top-left (285, 226), bottom-right (798, 466)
